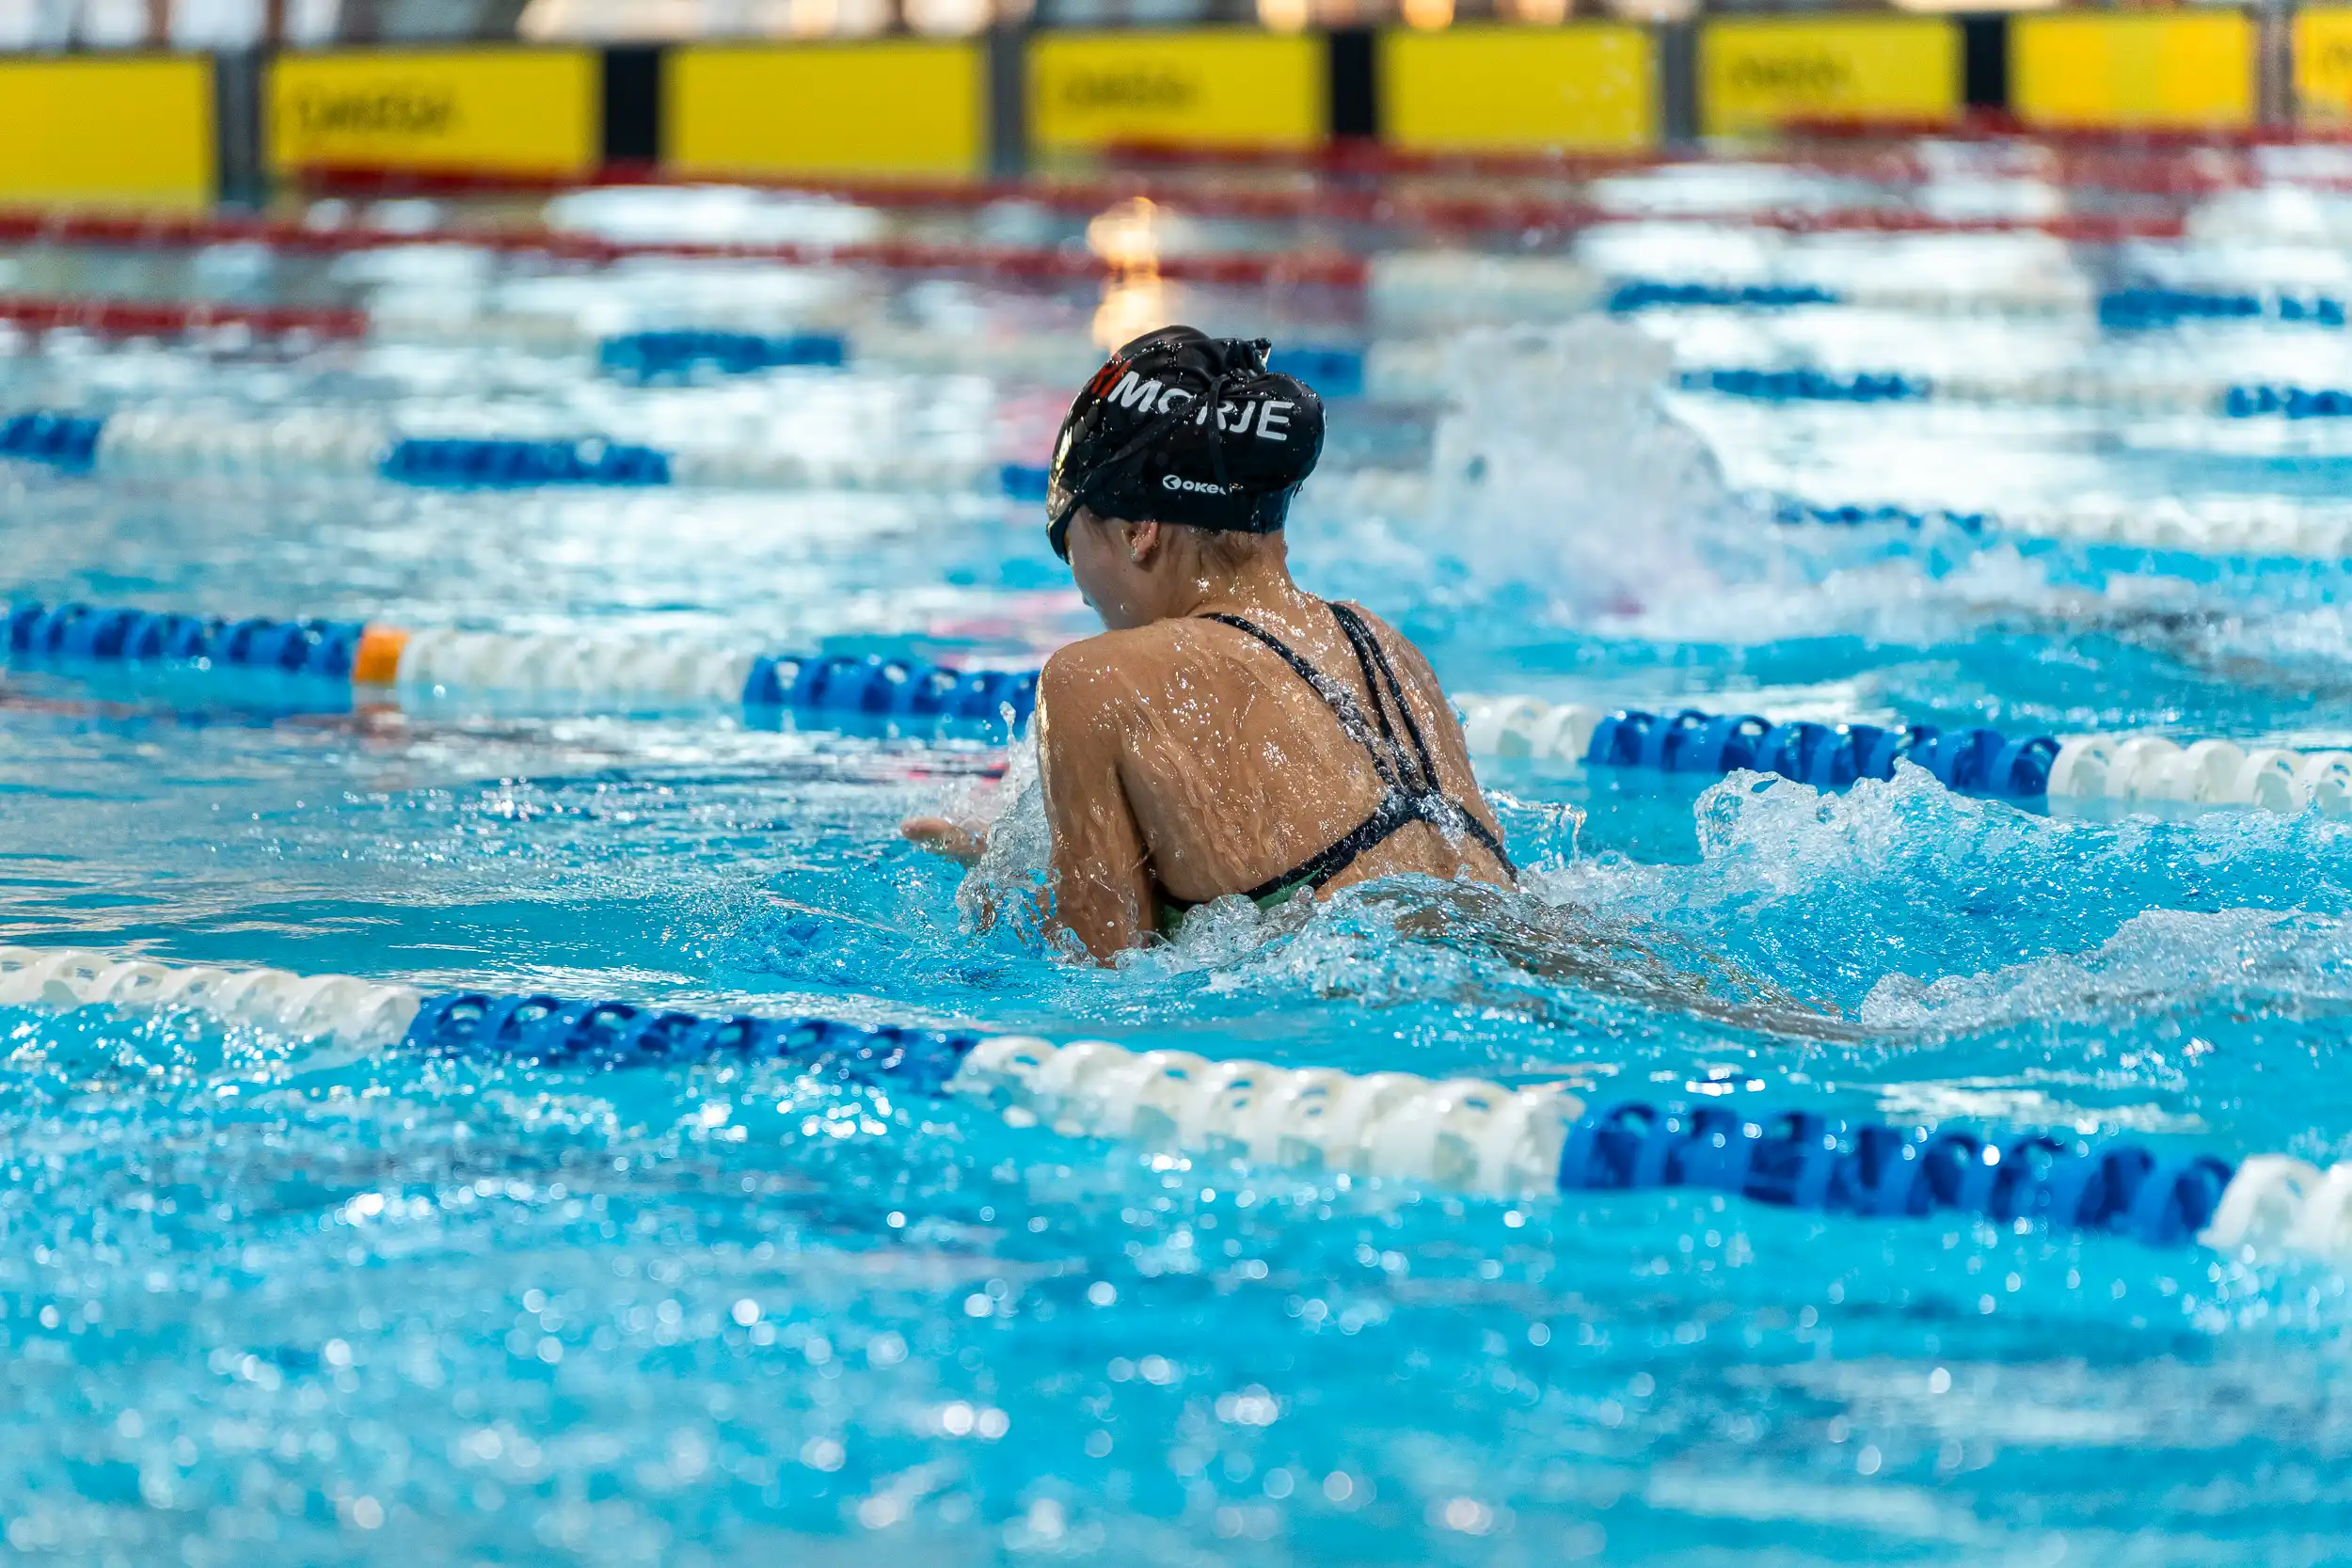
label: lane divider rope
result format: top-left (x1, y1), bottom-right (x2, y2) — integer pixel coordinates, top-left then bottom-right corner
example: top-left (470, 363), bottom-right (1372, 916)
top-left (1613, 282), bottom-right (2352, 325)
top-left (329, 142), bottom-right (2352, 206)
top-left (0, 201), bottom-right (2180, 272)
top-left (1774, 495), bottom-right (2352, 561)
top-left (593, 330), bottom-right (1367, 399)
top-left (0, 296), bottom-right (1373, 408)
top-left (1459, 693), bottom-right (2352, 814)
top-left (0, 208), bottom-right (1373, 292)
top-left (1, 406), bottom-right (1043, 495)
top-left (18, 596), bottom-right (2334, 811)
top-left (0, 293), bottom-right (368, 341)
top-left (2, 598), bottom-right (1039, 724)
top-left (1683, 365), bottom-right (2352, 420)
top-left (41, 389), bottom-right (2343, 559)
top-left (0, 207), bottom-right (2171, 347)
top-left (0, 945), bottom-right (1576, 1197)
top-left (1459, 697), bottom-right (2058, 800)
top-left (285, 159), bottom-right (2210, 238)
top-left (1, 942), bottom-right (2336, 1259)
top-left (22, 285), bottom-right (2339, 406)
top-left (2100, 287), bottom-right (2350, 331)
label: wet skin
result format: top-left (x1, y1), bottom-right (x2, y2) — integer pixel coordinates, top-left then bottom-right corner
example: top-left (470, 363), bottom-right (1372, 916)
top-left (903, 508), bottom-right (1512, 961)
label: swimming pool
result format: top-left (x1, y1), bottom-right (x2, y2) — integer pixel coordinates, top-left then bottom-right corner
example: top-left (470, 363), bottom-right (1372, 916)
top-left (8, 156), bottom-right (2352, 1563)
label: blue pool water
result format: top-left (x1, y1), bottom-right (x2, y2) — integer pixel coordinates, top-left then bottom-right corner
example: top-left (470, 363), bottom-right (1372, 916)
top-left (8, 175), bottom-right (2352, 1563)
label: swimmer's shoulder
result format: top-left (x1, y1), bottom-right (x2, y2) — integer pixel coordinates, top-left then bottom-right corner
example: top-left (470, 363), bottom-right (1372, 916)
top-left (1039, 621), bottom-right (1251, 725)
top-left (1037, 627), bottom-right (1178, 730)
top-left (1043, 621), bottom-right (1226, 680)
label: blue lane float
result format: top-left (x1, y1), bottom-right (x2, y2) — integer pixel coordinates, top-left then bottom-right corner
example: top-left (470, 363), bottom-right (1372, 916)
top-left (741, 652), bottom-right (1038, 725)
top-left (1268, 345), bottom-right (1366, 400)
top-left (1677, 368), bottom-right (1930, 404)
top-left (0, 411), bottom-right (103, 471)
top-left (5, 600), bottom-right (364, 677)
top-left (2221, 385), bottom-right (2352, 419)
top-left (404, 991), bottom-right (980, 1096)
top-left (1773, 499), bottom-right (1994, 533)
top-left (2100, 287), bottom-right (2347, 332)
top-left (1559, 1101), bottom-right (2233, 1247)
top-left (999, 462), bottom-right (1051, 502)
top-left (1584, 707), bottom-right (2059, 799)
top-left (1610, 281), bottom-right (1842, 313)
top-left (597, 330), bottom-right (849, 382)
top-left (380, 436), bottom-right (675, 487)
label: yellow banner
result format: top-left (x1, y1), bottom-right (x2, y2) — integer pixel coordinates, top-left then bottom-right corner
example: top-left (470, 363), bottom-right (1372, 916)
top-left (1699, 16), bottom-right (1960, 136)
top-left (267, 48), bottom-right (598, 176)
top-left (2013, 12), bottom-right (2255, 130)
top-left (0, 56), bottom-right (215, 209)
top-left (1382, 25), bottom-right (1657, 153)
top-left (668, 42), bottom-right (986, 179)
top-left (1029, 30), bottom-right (1323, 155)
top-left (2296, 8), bottom-right (2352, 125)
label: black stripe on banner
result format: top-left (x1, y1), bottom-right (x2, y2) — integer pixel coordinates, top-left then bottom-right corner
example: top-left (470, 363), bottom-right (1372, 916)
top-left (603, 45), bottom-right (661, 166)
top-left (1329, 27), bottom-right (1376, 142)
top-left (1963, 15), bottom-right (2009, 111)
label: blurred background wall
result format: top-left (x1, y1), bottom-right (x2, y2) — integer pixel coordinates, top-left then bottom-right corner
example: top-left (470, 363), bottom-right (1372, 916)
top-left (0, 0), bottom-right (2328, 209)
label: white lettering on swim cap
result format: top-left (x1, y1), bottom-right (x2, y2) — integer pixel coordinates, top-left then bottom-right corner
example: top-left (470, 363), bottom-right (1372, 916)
top-left (1157, 386), bottom-right (1194, 414)
top-left (1256, 400), bottom-right (1294, 441)
top-left (1162, 473), bottom-right (1234, 495)
top-left (1108, 371), bottom-right (1163, 411)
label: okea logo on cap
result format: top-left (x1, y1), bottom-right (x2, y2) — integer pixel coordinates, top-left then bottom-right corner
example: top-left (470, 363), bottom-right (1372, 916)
top-left (1162, 473), bottom-right (1238, 494)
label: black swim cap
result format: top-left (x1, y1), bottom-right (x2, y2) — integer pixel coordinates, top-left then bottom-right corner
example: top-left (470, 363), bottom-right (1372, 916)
top-left (1045, 326), bottom-right (1325, 562)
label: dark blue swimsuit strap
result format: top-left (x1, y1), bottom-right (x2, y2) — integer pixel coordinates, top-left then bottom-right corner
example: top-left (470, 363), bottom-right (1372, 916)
top-left (1321, 604), bottom-right (1513, 872)
top-left (1182, 606), bottom-right (1517, 906)
top-left (1197, 611), bottom-right (1401, 791)
top-left (1328, 601), bottom-right (1439, 796)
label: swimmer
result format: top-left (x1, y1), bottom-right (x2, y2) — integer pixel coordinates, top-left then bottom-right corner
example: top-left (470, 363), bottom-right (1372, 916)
top-left (903, 326), bottom-right (1514, 960)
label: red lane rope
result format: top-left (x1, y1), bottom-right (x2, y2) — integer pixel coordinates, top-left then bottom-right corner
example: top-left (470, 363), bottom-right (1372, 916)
top-left (0, 292), bottom-right (368, 341)
top-left (278, 166), bottom-right (2188, 243)
top-left (0, 204), bottom-right (1372, 290)
top-left (1781, 111), bottom-right (2352, 152)
top-left (1097, 132), bottom-right (2352, 202)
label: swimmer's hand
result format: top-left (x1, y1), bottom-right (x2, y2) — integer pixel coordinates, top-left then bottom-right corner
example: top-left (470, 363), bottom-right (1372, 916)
top-left (900, 816), bottom-right (989, 867)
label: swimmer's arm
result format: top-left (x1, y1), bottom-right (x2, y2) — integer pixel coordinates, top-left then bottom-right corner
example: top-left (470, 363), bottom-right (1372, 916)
top-left (900, 816), bottom-right (987, 865)
top-left (1037, 648), bottom-right (1154, 961)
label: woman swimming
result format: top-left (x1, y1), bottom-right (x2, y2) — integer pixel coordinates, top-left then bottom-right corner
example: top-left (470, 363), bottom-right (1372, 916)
top-left (903, 327), bottom-right (1514, 960)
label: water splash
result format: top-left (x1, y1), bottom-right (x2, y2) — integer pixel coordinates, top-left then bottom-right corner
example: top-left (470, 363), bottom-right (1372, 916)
top-left (1422, 320), bottom-right (1750, 622)
top-left (1552, 765), bottom-right (2352, 1038)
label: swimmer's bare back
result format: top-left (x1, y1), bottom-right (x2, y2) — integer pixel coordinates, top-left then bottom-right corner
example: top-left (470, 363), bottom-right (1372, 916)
top-left (1038, 596), bottom-right (1515, 959)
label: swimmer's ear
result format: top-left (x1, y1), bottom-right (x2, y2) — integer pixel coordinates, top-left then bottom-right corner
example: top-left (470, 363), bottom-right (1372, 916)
top-left (1123, 517), bottom-right (1163, 564)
